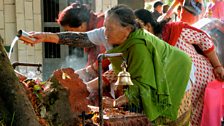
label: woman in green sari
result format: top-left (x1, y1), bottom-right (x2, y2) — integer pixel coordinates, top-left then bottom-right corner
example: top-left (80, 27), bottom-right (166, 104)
top-left (102, 4), bottom-right (192, 124)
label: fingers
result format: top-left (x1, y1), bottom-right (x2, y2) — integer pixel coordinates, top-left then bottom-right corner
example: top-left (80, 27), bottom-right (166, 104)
top-left (102, 97), bottom-right (114, 108)
top-left (214, 67), bottom-right (224, 81)
top-left (220, 74), bottom-right (224, 81)
top-left (22, 41), bottom-right (35, 46)
top-left (28, 31), bottom-right (35, 34)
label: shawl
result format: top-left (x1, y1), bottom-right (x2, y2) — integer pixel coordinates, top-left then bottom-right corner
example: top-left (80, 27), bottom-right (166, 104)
top-left (162, 21), bottom-right (186, 46)
top-left (107, 29), bottom-right (192, 121)
top-left (162, 21), bottom-right (209, 46)
top-left (162, 21), bottom-right (214, 54)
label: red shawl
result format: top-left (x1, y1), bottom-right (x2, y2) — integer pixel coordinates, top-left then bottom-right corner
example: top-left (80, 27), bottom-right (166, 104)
top-left (162, 21), bottom-right (212, 46)
top-left (162, 21), bottom-right (186, 46)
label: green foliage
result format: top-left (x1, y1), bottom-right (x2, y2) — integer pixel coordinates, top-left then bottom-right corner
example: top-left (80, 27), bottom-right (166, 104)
top-left (0, 112), bottom-right (6, 126)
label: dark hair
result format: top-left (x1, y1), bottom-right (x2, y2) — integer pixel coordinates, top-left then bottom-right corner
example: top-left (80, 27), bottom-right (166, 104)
top-left (153, 1), bottom-right (163, 9)
top-left (134, 9), bottom-right (169, 36)
top-left (177, 5), bottom-right (182, 11)
top-left (106, 4), bottom-right (138, 31)
top-left (162, 4), bottom-right (170, 13)
top-left (57, 3), bottom-right (90, 27)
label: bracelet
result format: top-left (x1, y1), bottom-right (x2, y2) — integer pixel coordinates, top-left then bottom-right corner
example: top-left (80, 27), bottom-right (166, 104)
top-left (113, 100), bottom-right (116, 107)
top-left (214, 65), bottom-right (223, 69)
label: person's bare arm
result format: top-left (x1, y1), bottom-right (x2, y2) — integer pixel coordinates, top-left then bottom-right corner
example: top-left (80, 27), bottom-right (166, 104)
top-left (205, 50), bottom-right (222, 68)
top-left (165, 0), bottom-right (180, 18)
top-left (205, 50), bottom-right (224, 81)
top-left (157, 0), bottom-right (180, 22)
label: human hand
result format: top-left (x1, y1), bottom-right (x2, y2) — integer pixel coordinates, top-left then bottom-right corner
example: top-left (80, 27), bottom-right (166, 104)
top-left (102, 96), bottom-right (115, 108)
top-left (19, 31), bottom-right (46, 46)
top-left (157, 13), bottom-right (171, 22)
top-left (213, 66), bottom-right (224, 81)
top-left (103, 95), bottom-right (128, 108)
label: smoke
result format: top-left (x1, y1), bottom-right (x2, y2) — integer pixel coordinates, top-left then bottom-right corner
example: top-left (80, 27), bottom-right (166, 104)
top-left (18, 66), bottom-right (43, 81)
top-left (61, 54), bottom-right (87, 70)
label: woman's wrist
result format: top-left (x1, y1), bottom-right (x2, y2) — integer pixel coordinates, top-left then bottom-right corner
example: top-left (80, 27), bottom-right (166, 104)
top-left (214, 65), bottom-right (223, 70)
top-left (43, 32), bottom-right (59, 43)
top-left (113, 95), bottom-right (128, 107)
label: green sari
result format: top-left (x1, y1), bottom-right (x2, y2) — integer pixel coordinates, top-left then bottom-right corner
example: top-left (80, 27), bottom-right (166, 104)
top-left (107, 29), bottom-right (192, 121)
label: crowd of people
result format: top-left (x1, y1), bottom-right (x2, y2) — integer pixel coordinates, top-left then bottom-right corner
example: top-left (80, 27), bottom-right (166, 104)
top-left (21, 0), bottom-right (224, 125)
top-left (151, 0), bottom-right (224, 24)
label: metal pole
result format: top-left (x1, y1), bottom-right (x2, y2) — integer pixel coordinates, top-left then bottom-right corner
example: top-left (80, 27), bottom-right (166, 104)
top-left (98, 54), bottom-right (103, 126)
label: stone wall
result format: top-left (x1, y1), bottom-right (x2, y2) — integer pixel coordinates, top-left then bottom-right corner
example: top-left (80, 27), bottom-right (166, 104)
top-left (0, 0), bottom-right (42, 75)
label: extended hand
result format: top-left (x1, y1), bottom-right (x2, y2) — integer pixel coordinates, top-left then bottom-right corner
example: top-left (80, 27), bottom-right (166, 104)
top-left (102, 96), bottom-right (114, 108)
top-left (214, 66), bottom-right (224, 81)
top-left (21, 32), bottom-right (46, 46)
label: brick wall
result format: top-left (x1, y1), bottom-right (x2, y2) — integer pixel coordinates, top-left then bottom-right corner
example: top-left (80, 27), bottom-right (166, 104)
top-left (0, 0), bottom-right (42, 78)
top-left (0, 0), bottom-right (118, 78)
top-left (95, 0), bottom-right (117, 13)
top-left (0, 0), bottom-right (42, 65)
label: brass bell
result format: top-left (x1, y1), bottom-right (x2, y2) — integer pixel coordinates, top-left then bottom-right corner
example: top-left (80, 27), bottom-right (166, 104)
top-left (115, 61), bottom-right (134, 86)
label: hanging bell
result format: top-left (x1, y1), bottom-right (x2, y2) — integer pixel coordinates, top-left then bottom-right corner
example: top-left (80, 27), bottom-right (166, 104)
top-left (115, 61), bottom-right (134, 86)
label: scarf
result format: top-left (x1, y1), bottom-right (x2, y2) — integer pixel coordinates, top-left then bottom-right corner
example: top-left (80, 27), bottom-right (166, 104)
top-left (162, 21), bottom-right (186, 46)
top-left (162, 21), bottom-right (209, 46)
top-left (107, 29), bottom-right (192, 121)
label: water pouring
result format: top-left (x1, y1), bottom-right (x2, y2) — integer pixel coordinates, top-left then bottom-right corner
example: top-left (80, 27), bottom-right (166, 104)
top-left (8, 30), bottom-right (36, 59)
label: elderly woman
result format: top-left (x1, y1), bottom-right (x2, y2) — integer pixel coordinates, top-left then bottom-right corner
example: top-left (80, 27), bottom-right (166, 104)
top-left (102, 5), bottom-right (193, 124)
top-left (24, 5), bottom-right (192, 125)
top-left (134, 8), bottom-right (224, 125)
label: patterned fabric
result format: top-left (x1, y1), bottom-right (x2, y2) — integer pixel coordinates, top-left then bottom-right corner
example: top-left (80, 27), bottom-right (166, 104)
top-left (176, 28), bottom-right (215, 125)
top-left (178, 89), bottom-right (192, 118)
top-left (102, 70), bottom-right (118, 98)
top-left (103, 70), bottom-right (117, 84)
top-left (57, 32), bottom-right (94, 47)
top-left (153, 89), bottom-right (192, 126)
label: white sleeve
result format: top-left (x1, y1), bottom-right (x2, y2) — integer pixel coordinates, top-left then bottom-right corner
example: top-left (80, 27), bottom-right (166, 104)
top-left (87, 27), bottom-right (112, 50)
top-left (87, 27), bottom-right (106, 45)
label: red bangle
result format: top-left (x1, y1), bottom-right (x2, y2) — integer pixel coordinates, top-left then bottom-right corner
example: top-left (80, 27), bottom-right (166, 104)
top-left (214, 65), bottom-right (223, 69)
